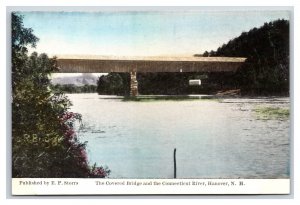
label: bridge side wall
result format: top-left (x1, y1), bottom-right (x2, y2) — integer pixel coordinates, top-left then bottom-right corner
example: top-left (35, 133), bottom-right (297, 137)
top-left (57, 59), bottom-right (243, 73)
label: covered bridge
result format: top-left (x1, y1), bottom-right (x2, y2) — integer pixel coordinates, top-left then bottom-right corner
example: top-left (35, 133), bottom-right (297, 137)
top-left (56, 55), bottom-right (246, 96)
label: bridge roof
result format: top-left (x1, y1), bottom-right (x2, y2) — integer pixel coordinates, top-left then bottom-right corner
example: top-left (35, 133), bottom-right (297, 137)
top-left (56, 55), bottom-right (246, 73)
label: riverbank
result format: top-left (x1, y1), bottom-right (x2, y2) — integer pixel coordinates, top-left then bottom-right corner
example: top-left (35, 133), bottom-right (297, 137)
top-left (122, 95), bottom-right (215, 102)
top-left (122, 94), bottom-right (290, 102)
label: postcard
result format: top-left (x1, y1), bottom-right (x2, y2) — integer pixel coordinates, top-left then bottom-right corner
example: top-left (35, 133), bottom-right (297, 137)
top-left (10, 7), bottom-right (291, 195)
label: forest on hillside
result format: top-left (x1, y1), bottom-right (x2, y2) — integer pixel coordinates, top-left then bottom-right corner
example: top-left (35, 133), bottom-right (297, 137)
top-left (198, 19), bottom-right (289, 95)
top-left (97, 19), bottom-right (289, 96)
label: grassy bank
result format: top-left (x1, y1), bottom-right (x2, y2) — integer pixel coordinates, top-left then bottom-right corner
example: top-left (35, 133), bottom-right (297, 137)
top-left (254, 106), bottom-right (290, 120)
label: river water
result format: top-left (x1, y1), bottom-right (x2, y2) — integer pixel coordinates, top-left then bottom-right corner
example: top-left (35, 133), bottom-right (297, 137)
top-left (68, 94), bottom-right (290, 179)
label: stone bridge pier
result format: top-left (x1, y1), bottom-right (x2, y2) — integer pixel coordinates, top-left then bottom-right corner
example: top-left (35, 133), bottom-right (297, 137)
top-left (130, 71), bottom-right (138, 97)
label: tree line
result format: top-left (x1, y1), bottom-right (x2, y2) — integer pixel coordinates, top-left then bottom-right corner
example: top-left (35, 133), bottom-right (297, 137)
top-left (97, 72), bottom-right (221, 95)
top-left (50, 84), bottom-right (97, 93)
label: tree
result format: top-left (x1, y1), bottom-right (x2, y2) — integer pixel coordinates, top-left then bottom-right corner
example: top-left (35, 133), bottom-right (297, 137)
top-left (97, 73), bottom-right (130, 95)
top-left (12, 13), bottom-right (109, 177)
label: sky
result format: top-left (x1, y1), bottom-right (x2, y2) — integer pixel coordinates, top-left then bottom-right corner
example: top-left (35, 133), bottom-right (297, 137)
top-left (20, 10), bottom-right (290, 57)
top-left (19, 10), bottom-right (290, 77)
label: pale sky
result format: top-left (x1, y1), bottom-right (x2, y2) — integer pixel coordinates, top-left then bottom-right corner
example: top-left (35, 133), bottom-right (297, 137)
top-left (20, 10), bottom-right (290, 57)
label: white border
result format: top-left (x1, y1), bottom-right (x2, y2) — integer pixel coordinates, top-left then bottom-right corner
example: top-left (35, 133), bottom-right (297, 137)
top-left (1, 0), bottom-right (299, 204)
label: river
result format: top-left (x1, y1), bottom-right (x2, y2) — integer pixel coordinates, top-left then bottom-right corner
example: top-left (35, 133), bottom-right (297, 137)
top-left (67, 93), bottom-right (290, 179)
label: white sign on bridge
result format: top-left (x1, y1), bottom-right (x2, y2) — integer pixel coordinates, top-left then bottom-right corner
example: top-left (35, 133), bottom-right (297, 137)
top-left (189, 79), bottom-right (202, 86)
